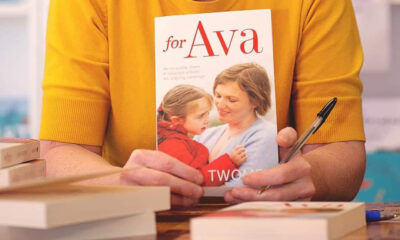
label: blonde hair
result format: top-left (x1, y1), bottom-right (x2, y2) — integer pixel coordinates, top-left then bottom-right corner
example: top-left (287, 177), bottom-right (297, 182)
top-left (213, 63), bottom-right (271, 116)
top-left (157, 85), bottom-right (213, 122)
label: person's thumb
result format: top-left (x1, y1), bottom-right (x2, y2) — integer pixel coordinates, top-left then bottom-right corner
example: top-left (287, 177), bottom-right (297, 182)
top-left (276, 127), bottom-right (298, 160)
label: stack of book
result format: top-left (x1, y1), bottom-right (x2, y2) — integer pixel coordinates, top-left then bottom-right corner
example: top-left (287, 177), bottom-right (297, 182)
top-left (0, 182), bottom-right (170, 239)
top-left (0, 139), bottom-right (171, 239)
top-left (0, 138), bottom-right (44, 187)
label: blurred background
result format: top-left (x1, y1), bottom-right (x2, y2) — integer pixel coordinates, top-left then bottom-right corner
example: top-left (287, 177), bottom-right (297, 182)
top-left (0, 0), bottom-right (399, 201)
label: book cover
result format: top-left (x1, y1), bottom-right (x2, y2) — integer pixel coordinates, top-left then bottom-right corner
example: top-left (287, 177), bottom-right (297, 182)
top-left (155, 10), bottom-right (278, 196)
top-left (0, 211), bottom-right (156, 240)
top-left (0, 184), bottom-right (170, 228)
top-left (0, 138), bottom-right (40, 168)
top-left (191, 201), bottom-right (366, 240)
top-left (0, 159), bottom-right (45, 187)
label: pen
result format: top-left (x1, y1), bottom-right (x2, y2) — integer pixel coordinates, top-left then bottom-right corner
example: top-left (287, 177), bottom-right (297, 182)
top-left (366, 210), bottom-right (398, 222)
top-left (258, 97), bottom-right (338, 194)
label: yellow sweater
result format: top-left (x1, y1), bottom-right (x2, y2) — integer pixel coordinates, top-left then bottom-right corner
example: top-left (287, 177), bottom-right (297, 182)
top-left (40, 0), bottom-right (365, 167)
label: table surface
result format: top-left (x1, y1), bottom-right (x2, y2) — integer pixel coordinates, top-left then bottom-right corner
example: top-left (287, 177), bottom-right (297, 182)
top-left (156, 202), bottom-right (400, 240)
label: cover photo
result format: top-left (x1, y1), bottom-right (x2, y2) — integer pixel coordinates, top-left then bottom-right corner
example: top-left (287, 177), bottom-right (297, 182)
top-left (155, 10), bottom-right (278, 195)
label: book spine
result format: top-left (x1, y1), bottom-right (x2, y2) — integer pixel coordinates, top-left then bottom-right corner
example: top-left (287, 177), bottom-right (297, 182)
top-left (0, 160), bottom-right (46, 187)
top-left (0, 142), bottom-right (40, 168)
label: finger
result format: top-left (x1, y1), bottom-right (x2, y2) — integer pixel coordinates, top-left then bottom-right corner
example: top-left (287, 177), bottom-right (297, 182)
top-left (127, 149), bottom-right (203, 184)
top-left (224, 190), bottom-right (244, 204)
top-left (256, 179), bottom-right (315, 201)
top-left (231, 179), bottom-right (314, 201)
top-left (242, 155), bottom-right (311, 186)
top-left (171, 194), bottom-right (198, 207)
top-left (234, 146), bottom-right (245, 153)
top-left (121, 167), bottom-right (203, 199)
top-left (230, 187), bottom-right (262, 201)
top-left (276, 127), bottom-right (297, 148)
top-left (295, 197), bottom-right (312, 201)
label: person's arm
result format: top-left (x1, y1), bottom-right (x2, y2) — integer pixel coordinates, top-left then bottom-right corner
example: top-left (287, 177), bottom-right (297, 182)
top-left (41, 140), bottom-right (120, 184)
top-left (303, 140), bottom-right (365, 200)
top-left (41, 140), bottom-right (204, 206)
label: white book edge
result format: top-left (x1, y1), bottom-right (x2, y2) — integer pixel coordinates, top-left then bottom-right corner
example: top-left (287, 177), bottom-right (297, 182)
top-left (0, 211), bottom-right (156, 240)
top-left (0, 185), bottom-right (170, 228)
top-left (0, 159), bottom-right (46, 187)
top-left (0, 140), bottom-right (40, 168)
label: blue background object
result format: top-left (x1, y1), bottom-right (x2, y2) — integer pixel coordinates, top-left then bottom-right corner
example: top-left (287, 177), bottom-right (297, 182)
top-left (0, 98), bottom-right (29, 138)
top-left (355, 152), bottom-right (400, 202)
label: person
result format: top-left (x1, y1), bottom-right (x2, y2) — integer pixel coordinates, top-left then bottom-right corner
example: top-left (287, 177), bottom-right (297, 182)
top-left (157, 84), bottom-right (247, 186)
top-left (195, 63), bottom-right (278, 187)
top-left (40, 0), bottom-right (366, 206)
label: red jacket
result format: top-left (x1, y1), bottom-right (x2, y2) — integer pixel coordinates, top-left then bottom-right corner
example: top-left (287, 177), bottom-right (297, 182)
top-left (157, 121), bottom-right (237, 186)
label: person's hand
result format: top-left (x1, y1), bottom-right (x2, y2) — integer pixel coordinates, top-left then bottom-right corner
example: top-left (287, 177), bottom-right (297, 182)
top-left (229, 145), bottom-right (247, 166)
top-left (120, 149), bottom-right (204, 207)
top-left (224, 127), bottom-right (316, 203)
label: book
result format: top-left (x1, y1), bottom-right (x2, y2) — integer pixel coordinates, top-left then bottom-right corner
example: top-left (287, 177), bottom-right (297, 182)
top-left (0, 168), bottom-right (170, 229)
top-left (190, 201), bottom-right (366, 240)
top-left (0, 211), bottom-right (157, 240)
top-left (155, 10), bottom-right (278, 196)
top-left (0, 138), bottom-right (40, 168)
top-left (0, 159), bottom-right (45, 187)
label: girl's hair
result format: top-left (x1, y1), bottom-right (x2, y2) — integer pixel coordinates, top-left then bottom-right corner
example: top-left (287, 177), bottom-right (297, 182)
top-left (213, 63), bottom-right (271, 116)
top-left (157, 84), bottom-right (213, 122)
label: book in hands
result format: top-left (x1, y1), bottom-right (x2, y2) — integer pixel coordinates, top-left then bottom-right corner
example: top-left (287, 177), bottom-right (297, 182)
top-left (190, 201), bottom-right (366, 240)
top-left (0, 138), bottom-right (40, 168)
top-left (155, 10), bottom-right (279, 196)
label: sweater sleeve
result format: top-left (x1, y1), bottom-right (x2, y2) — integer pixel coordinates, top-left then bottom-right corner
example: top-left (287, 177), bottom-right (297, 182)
top-left (39, 0), bottom-right (110, 146)
top-left (294, 0), bottom-right (365, 143)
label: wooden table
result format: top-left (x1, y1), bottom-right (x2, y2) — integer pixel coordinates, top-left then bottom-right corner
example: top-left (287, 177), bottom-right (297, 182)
top-left (156, 202), bottom-right (400, 240)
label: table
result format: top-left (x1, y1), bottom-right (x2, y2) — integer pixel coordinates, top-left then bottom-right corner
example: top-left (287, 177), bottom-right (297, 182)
top-left (156, 202), bottom-right (400, 240)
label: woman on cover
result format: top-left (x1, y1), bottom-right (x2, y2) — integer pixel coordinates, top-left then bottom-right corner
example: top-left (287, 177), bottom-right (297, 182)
top-left (157, 85), bottom-right (247, 186)
top-left (195, 63), bottom-right (278, 187)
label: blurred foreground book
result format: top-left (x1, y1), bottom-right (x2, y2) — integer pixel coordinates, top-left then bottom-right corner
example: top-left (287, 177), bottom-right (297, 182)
top-left (0, 138), bottom-right (40, 168)
top-left (191, 201), bottom-right (365, 240)
top-left (0, 138), bottom-right (44, 188)
top-left (0, 168), bottom-right (170, 239)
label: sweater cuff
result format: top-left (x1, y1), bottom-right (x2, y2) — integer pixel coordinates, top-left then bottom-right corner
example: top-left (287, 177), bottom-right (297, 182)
top-left (39, 94), bottom-right (110, 146)
top-left (293, 96), bottom-right (365, 144)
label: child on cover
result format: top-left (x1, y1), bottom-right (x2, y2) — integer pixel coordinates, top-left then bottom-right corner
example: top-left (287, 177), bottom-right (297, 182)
top-left (157, 84), bottom-right (247, 186)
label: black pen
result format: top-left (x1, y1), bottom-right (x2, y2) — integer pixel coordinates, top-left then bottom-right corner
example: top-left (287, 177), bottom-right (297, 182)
top-left (258, 97), bottom-right (338, 194)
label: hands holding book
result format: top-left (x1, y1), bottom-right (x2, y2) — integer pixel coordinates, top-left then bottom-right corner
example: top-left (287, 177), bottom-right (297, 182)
top-left (121, 127), bottom-right (316, 206)
top-left (224, 127), bottom-right (316, 202)
top-left (121, 150), bottom-right (204, 206)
